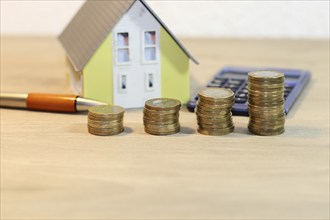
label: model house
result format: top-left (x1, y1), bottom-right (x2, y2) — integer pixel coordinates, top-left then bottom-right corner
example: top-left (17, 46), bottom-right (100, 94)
top-left (59, 0), bottom-right (198, 108)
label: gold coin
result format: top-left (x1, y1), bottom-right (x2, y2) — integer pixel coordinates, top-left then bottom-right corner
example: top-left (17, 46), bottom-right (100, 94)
top-left (197, 100), bottom-right (235, 109)
top-left (248, 99), bottom-right (284, 107)
top-left (145, 98), bottom-right (181, 111)
top-left (144, 127), bottom-right (180, 136)
top-left (88, 121), bottom-right (123, 129)
top-left (143, 111), bottom-right (179, 117)
top-left (197, 111), bottom-right (233, 118)
top-left (248, 112), bottom-right (285, 120)
top-left (88, 125), bottom-right (124, 131)
top-left (197, 118), bottom-right (233, 126)
top-left (248, 126), bottom-right (285, 136)
top-left (248, 78), bottom-right (284, 84)
top-left (248, 107), bottom-right (285, 115)
top-left (88, 114), bottom-right (123, 122)
top-left (248, 82), bottom-right (284, 90)
top-left (197, 126), bottom-right (234, 136)
top-left (143, 118), bottom-right (179, 126)
top-left (196, 112), bottom-right (232, 120)
top-left (88, 126), bottom-right (124, 136)
top-left (248, 99), bottom-right (284, 106)
top-left (88, 105), bottom-right (124, 117)
top-left (144, 122), bottom-right (180, 130)
top-left (248, 94), bottom-right (284, 101)
top-left (248, 103), bottom-right (284, 111)
top-left (195, 107), bottom-right (232, 117)
top-left (88, 118), bottom-right (123, 124)
top-left (196, 111), bottom-right (231, 119)
top-left (198, 88), bottom-right (234, 102)
top-left (248, 111), bottom-right (286, 119)
top-left (143, 114), bottom-right (179, 122)
top-left (198, 122), bottom-right (234, 129)
top-left (248, 89), bottom-right (284, 97)
top-left (197, 97), bottom-right (235, 105)
top-left (144, 126), bottom-right (180, 133)
top-left (145, 122), bottom-right (180, 128)
top-left (144, 127), bottom-right (180, 134)
top-left (143, 108), bottom-right (179, 116)
top-left (248, 70), bottom-right (284, 82)
top-left (248, 122), bottom-right (285, 130)
top-left (144, 113), bottom-right (179, 119)
top-left (249, 116), bottom-right (285, 123)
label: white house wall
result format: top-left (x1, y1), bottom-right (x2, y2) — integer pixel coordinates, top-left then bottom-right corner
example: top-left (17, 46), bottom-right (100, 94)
top-left (113, 0), bottom-right (161, 108)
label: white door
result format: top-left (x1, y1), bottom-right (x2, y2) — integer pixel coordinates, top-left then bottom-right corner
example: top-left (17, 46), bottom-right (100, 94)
top-left (113, 1), bottom-right (161, 108)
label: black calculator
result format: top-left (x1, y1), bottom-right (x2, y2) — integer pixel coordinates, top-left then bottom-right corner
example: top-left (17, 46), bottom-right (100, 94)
top-left (187, 66), bottom-right (311, 116)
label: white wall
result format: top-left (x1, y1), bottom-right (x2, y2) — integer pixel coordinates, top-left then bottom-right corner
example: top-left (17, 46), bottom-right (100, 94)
top-left (1, 0), bottom-right (329, 39)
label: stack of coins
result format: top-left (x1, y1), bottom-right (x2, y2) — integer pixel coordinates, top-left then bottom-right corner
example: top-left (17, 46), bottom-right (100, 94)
top-left (88, 105), bottom-right (124, 136)
top-left (143, 98), bottom-right (181, 135)
top-left (196, 88), bottom-right (235, 135)
top-left (248, 70), bottom-right (285, 136)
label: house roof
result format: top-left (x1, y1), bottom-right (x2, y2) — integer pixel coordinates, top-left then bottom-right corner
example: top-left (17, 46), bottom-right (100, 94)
top-left (58, 0), bottom-right (198, 72)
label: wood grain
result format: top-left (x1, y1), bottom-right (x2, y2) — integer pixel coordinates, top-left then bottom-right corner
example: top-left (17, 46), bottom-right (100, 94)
top-left (1, 36), bottom-right (329, 220)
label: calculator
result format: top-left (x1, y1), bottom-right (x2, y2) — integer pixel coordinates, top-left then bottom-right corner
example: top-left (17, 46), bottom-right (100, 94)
top-left (187, 66), bottom-right (311, 116)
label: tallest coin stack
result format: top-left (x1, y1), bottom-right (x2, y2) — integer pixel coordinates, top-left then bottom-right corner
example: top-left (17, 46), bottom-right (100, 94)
top-left (248, 70), bottom-right (286, 136)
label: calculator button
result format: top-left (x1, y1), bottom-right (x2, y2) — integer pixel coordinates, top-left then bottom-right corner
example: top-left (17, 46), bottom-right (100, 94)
top-left (235, 97), bottom-right (247, 103)
top-left (241, 89), bottom-right (249, 94)
top-left (285, 86), bottom-right (294, 92)
top-left (284, 91), bottom-right (290, 96)
top-left (228, 79), bottom-right (244, 85)
top-left (237, 93), bottom-right (248, 98)
top-left (228, 83), bottom-right (239, 87)
top-left (215, 79), bottom-right (228, 85)
top-left (207, 82), bottom-right (221, 87)
top-left (228, 85), bottom-right (239, 90)
top-left (212, 79), bottom-right (223, 84)
top-left (215, 76), bottom-right (227, 80)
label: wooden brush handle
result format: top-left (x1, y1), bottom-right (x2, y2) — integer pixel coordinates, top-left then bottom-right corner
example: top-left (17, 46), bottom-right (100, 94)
top-left (26, 93), bottom-right (77, 112)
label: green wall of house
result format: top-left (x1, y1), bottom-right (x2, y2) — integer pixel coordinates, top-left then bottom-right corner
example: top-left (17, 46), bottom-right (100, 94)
top-left (83, 33), bottom-right (113, 104)
top-left (160, 27), bottom-right (190, 104)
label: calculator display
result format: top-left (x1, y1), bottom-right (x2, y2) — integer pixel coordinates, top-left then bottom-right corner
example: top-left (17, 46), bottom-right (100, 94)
top-left (187, 66), bottom-right (310, 116)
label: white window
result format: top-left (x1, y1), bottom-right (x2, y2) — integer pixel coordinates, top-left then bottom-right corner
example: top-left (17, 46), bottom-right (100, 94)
top-left (143, 31), bottom-right (157, 62)
top-left (116, 32), bottom-right (130, 63)
top-left (145, 72), bottom-right (155, 91)
top-left (119, 73), bottom-right (127, 92)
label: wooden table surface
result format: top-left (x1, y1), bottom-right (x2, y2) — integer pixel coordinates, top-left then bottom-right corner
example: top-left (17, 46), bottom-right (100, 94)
top-left (1, 37), bottom-right (329, 220)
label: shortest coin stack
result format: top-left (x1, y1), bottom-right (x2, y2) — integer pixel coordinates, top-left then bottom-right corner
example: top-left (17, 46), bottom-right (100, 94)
top-left (248, 70), bottom-right (285, 136)
top-left (144, 98), bottom-right (181, 135)
top-left (196, 88), bottom-right (235, 136)
top-left (88, 105), bottom-right (125, 136)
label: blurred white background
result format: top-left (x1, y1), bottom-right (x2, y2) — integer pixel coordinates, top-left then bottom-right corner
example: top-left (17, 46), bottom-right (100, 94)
top-left (1, 0), bottom-right (329, 39)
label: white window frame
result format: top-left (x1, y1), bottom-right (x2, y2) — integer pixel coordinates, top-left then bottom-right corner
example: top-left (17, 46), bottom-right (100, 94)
top-left (118, 73), bottom-right (128, 93)
top-left (115, 31), bottom-right (131, 65)
top-left (142, 30), bottom-right (158, 64)
top-left (145, 72), bottom-right (155, 91)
